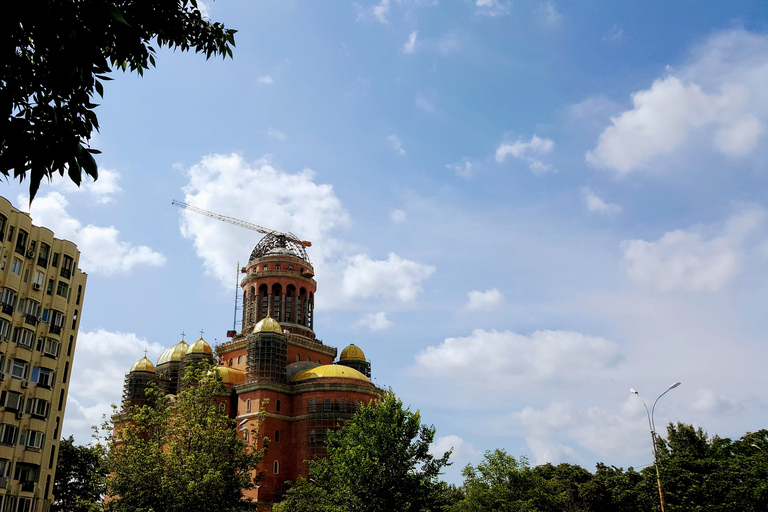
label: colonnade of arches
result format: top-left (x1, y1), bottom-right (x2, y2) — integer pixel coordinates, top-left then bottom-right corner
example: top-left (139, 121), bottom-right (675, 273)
top-left (242, 283), bottom-right (314, 331)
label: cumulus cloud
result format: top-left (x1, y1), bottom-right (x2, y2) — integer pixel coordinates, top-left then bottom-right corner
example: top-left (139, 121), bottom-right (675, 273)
top-left (430, 435), bottom-right (481, 462)
top-left (257, 75), bottom-right (274, 85)
top-left (390, 209), bottom-right (407, 223)
top-left (446, 160), bottom-right (473, 178)
top-left (464, 288), bottom-right (504, 311)
top-left (354, 311), bottom-right (393, 331)
top-left (587, 29), bottom-right (768, 174)
top-left (342, 252), bottom-right (435, 302)
top-left (177, 154), bottom-right (435, 308)
top-left (356, 0), bottom-right (390, 24)
top-left (403, 31), bottom-right (418, 54)
top-left (24, 192), bottom-right (166, 275)
top-left (415, 329), bottom-right (621, 389)
top-left (582, 188), bottom-right (622, 214)
top-left (496, 135), bottom-right (555, 175)
top-left (65, 329), bottom-right (165, 441)
top-left (475, 0), bottom-right (510, 17)
top-left (388, 134), bottom-right (406, 156)
top-left (622, 205), bottom-right (764, 292)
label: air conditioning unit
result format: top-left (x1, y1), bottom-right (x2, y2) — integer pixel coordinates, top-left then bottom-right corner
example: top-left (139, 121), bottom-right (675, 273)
top-left (26, 249), bottom-right (34, 258)
top-left (32, 283), bottom-right (41, 291)
top-left (20, 381), bottom-right (28, 389)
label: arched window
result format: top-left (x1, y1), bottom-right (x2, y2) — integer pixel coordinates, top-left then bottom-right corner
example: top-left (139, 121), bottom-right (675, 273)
top-left (324, 398), bottom-right (331, 412)
top-left (309, 398), bottom-right (316, 412)
top-left (276, 399), bottom-right (281, 412)
top-left (219, 402), bottom-right (226, 414)
top-left (228, 358), bottom-right (233, 367)
top-left (288, 266), bottom-right (293, 271)
top-left (273, 461), bottom-right (279, 474)
top-left (246, 399), bottom-right (251, 412)
top-left (340, 398), bottom-right (347, 412)
top-left (306, 356), bottom-right (311, 361)
top-left (263, 265), bottom-right (268, 271)
top-left (275, 429), bottom-right (280, 442)
top-left (244, 430), bottom-right (249, 442)
top-left (296, 354), bottom-right (300, 362)
top-left (317, 359), bottom-right (321, 364)
top-left (276, 265), bottom-right (280, 271)
top-left (238, 355), bottom-right (242, 364)
top-left (309, 429), bottom-right (316, 442)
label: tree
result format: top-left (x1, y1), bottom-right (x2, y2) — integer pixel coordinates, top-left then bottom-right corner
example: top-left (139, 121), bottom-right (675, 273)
top-left (2, 0), bottom-right (236, 200)
top-left (274, 390), bottom-right (451, 512)
top-left (52, 436), bottom-right (107, 512)
top-left (102, 361), bottom-right (265, 512)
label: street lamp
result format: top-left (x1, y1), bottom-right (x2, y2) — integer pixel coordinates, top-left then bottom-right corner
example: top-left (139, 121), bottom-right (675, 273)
top-left (631, 382), bottom-right (681, 512)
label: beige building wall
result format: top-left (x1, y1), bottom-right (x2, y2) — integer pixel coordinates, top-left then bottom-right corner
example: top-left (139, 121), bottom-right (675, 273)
top-left (0, 196), bottom-right (87, 512)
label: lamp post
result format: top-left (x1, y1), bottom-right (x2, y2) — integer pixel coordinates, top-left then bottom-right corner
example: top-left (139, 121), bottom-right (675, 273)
top-left (630, 382), bottom-right (681, 512)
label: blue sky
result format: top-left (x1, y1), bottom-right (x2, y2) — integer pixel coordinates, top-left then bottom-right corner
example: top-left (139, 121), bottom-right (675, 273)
top-left (6, 0), bottom-right (768, 483)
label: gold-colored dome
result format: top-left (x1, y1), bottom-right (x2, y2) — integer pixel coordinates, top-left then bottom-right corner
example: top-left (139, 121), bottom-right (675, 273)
top-left (130, 356), bottom-right (156, 373)
top-left (290, 364), bottom-right (371, 384)
top-left (339, 344), bottom-right (366, 362)
top-left (187, 337), bottom-right (213, 355)
top-left (157, 340), bottom-right (189, 365)
top-left (253, 315), bottom-right (282, 334)
top-left (213, 366), bottom-right (246, 385)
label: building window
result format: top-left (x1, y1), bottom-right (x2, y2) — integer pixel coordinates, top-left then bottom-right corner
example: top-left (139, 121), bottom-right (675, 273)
top-left (46, 279), bottom-right (54, 295)
top-left (0, 215), bottom-right (6, 239)
top-left (33, 271), bottom-right (45, 289)
top-left (275, 265), bottom-right (280, 271)
top-left (228, 358), bottom-right (233, 367)
top-left (51, 253), bottom-right (59, 267)
top-left (10, 360), bottom-right (28, 380)
top-left (19, 430), bottom-right (44, 450)
top-left (38, 243), bottom-right (50, 267)
top-left (308, 398), bottom-right (316, 412)
top-left (296, 354), bottom-right (300, 361)
top-left (76, 285), bottom-right (82, 305)
top-left (263, 265), bottom-right (268, 271)
top-left (274, 429), bottom-right (280, 442)
top-left (32, 367), bottom-right (54, 389)
top-left (324, 398), bottom-right (331, 412)
top-left (26, 398), bottom-right (50, 419)
top-left (246, 399), bottom-right (251, 412)
top-left (0, 424), bottom-right (18, 446)
top-left (62, 361), bottom-right (69, 383)
top-left (42, 338), bottom-right (60, 358)
top-left (276, 399), bottom-right (281, 412)
top-left (2, 391), bottom-right (24, 411)
top-left (56, 281), bottom-right (69, 299)
top-left (14, 229), bottom-right (28, 255)
top-left (237, 355), bottom-right (242, 364)
top-left (60, 255), bottom-right (74, 279)
top-left (340, 398), bottom-right (347, 412)
top-left (273, 461), bottom-right (279, 474)
top-left (243, 430), bottom-right (249, 442)
top-left (12, 327), bottom-right (35, 348)
top-left (355, 400), bottom-right (362, 412)
top-left (10, 258), bottom-right (22, 275)
top-left (0, 319), bottom-right (10, 340)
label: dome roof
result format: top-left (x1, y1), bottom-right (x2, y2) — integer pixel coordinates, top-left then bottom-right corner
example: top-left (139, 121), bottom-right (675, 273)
top-left (187, 337), bottom-right (213, 355)
top-left (250, 232), bottom-right (311, 263)
top-left (157, 340), bottom-right (189, 365)
top-left (290, 364), bottom-right (372, 384)
top-left (130, 356), bottom-right (156, 373)
top-left (253, 315), bottom-right (283, 334)
top-left (339, 344), bottom-right (366, 362)
top-left (213, 366), bottom-right (246, 385)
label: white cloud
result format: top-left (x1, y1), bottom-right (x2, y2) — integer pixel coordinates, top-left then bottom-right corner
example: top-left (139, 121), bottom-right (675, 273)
top-left (48, 168), bottom-right (122, 204)
top-left (403, 31), bottom-right (418, 54)
top-left (23, 192), bottom-right (166, 275)
top-left (622, 205), bottom-right (764, 292)
top-left (464, 288), bottom-right (504, 311)
top-left (342, 252), bottom-right (435, 302)
top-left (495, 135), bottom-right (555, 175)
top-left (437, 33), bottom-right (461, 54)
top-left (587, 30), bottom-right (768, 174)
top-left (390, 209), bottom-right (407, 223)
top-left (257, 75), bottom-right (274, 85)
top-left (197, 0), bottom-right (211, 18)
top-left (177, 154), bottom-right (435, 309)
top-left (415, 95), bottom-right (436, 113)
top-left (536, 1), bottom-right (562, 26)
top-left (446, 160), bottom-right (473, 178)
top-left (415, 329), bottom-right (621, 389)
top-left (267, 128), bottom-right (287, 141)
top-left (475, 0), bottom-right (510, 17)
top-left (388, 134), bottom-right (406, 156)
top-left (354, 311), bottom-right (393, 331)
top-left (356, 0), bottom-right (390, 24)
top-left (582, 188), bottom-right (622, 214)
top-left (430, 434), bottom-right (481, 462)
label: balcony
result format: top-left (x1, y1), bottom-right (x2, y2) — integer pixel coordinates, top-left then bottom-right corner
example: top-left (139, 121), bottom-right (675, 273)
top-left (60, 268), bottom-right (71, 279)
top-left (23, 314), bottom-right (38, 326)
top-left (1, 303), bottom-right (13, 315)
top-left (49, 325), bottom-right (62, 335)
top-left (20, 480), bottom-right (35, 492)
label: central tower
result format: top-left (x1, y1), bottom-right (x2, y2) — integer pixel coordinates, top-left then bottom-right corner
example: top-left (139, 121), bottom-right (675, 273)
top-left (240, 233), bottom-right (316, 340)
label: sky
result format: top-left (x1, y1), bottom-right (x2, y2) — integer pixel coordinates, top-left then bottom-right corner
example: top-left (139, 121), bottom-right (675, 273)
top-left (6, 0), bottom-right (768, 484)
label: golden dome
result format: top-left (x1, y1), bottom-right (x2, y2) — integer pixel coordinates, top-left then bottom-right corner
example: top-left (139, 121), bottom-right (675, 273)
top-left (213, 366), bottom-right (246, 385)
top-left (290, 364), bottom-right (371, 384)
top-left (157, 340), bottom-right (189, 365)
top-left (187, 337), bottom-right (213, 355)
top-left (253, 315), bottom-right (282, 334)
top-left (130, 356), bottom-right (156, 373)
top-left (339, 344), bottom-right (366, 362)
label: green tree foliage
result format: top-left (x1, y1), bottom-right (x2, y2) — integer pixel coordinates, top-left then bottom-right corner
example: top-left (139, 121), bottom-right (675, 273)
top-left (102, 361), bottom-right (265, 512)
top-left (2, 0), bottom-right (236, 200)
top-left (274, 390), bottom-right (452, 512)
top-left (52, 436), bottom-right (107, 512)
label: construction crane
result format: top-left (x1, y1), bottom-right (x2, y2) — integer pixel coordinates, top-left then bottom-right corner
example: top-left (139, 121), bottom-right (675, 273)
top-left (171, 200), bottom-right (312, 248)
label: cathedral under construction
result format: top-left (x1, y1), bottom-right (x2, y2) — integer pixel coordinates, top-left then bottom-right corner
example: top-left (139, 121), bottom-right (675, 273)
top-left (122, 228), bottom-right (381, 507)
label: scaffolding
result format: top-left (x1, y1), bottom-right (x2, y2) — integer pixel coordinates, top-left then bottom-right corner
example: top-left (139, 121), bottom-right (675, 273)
top-left (246, 333), bottom-right (287, 383)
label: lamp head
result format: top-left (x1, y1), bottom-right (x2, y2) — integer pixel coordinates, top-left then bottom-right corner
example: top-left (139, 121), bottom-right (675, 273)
top-left (669, 381), bottom-right (682, 390)
top-left (630, 388), bottom-right (638, 394)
